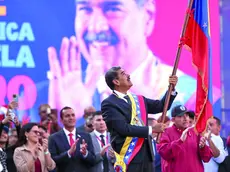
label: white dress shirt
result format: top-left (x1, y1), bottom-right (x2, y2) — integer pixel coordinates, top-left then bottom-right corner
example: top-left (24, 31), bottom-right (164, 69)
top-left (94, 130), bottom-right (107, 149)
top-left (203, 134), bottom-right (228, 172)
top-left (63, 128), bottom-right (88, 158)
top-left (113, 90), bottom-right (153, 135)
top-left (63, 128), bottom-right (76, 145)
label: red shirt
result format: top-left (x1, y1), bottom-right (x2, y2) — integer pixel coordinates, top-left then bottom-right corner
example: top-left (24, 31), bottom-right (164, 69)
top-left (34, 158), bottom-right (42, 172)
top-left (227, 136), bottom-right (230, 147)
top-left (157, 125), bottom-right (212, 172)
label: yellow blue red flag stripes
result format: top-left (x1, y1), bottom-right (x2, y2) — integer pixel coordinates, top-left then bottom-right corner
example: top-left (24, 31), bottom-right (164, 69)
top-left (114, 94), bottom-right (146, 171)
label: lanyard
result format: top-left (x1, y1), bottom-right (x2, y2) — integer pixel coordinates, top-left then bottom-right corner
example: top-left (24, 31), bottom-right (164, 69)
top-left (96, 134), bottom-right (108, 147)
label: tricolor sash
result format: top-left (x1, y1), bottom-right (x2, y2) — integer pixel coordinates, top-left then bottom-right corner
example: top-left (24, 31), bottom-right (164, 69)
top-left (114, 94), bottom-right (147, 172)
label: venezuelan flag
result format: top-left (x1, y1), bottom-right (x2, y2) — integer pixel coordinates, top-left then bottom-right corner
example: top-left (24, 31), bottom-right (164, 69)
top-left (184, 0), bottom-right (213, 133)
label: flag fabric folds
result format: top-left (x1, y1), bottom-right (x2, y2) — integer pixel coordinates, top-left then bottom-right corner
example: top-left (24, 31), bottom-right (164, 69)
top-left (184, 0), bottom-right (213, 133)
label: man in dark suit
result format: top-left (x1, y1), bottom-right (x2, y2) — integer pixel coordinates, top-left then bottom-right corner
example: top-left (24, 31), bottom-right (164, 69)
top-left (48, 106), bottom-right (96, 172)
top-left (101, 66), bottom-right (178, 172)
top-left (90, 111), bottom-right (115, 172)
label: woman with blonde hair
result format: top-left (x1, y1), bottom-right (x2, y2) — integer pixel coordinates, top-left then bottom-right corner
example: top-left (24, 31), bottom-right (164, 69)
top-left (13, 123), bottom-right (55, 172)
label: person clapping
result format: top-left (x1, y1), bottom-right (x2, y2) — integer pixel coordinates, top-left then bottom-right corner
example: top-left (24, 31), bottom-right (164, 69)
top-left (13, 123), bottom-right (55, 172)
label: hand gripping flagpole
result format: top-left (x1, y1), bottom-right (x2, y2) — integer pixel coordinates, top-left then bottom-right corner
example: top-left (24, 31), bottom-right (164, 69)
top-left (156, 0), bottom-right (194, 144)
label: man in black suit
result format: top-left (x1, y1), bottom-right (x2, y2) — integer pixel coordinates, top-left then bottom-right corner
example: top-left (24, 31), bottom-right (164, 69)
top-left (48, 106), bottom-right (96, 172)
top-left (101, 66), bottom-right (178, 172)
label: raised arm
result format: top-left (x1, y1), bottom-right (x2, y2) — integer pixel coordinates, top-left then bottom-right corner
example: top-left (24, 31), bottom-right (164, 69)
top-left (146, 91), bottom-right (177, 114)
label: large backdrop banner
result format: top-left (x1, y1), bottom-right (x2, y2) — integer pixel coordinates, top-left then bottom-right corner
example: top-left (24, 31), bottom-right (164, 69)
top-left (0, 0), bottom-right (221, 124)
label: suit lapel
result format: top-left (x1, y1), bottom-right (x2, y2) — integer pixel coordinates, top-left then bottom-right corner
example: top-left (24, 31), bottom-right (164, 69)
top-left (116, 95), bottom-right (131, 110)
top-left (92, 132), bottom-right (101, 151)
top-left (111, 95), bottom-right (132, 121)
top-left (107, 132), bottom-right (111, 143)
top-left (60, 129), bottom-right (71, 150)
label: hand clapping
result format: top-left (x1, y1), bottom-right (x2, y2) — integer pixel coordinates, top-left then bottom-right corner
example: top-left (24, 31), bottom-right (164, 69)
top-left (80, 139), bottom-right (88, 156)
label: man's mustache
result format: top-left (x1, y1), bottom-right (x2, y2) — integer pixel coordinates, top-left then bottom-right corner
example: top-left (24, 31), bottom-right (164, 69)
top-left (83, 29), bottom-right (119, 46)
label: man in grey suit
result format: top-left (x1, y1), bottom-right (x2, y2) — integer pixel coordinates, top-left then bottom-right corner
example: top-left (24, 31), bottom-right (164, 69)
top-left (90, 111), bottom-right (115, 172)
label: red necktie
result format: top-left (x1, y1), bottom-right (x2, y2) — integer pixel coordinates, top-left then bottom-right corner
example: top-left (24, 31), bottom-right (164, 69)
top-left (68, 133), bottom-right (74, 147)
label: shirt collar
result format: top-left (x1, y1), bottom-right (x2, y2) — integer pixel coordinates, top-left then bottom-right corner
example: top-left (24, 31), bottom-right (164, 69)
top-left (113, 90), bottom-right (128, 98)
top-left (94, 130), bottom-right (107, 138)
top-left (173, 124), bottom-right (186, 133)
top-left (63, 128), bottom-right (76, 136)
top-left (20, 144), bottom-right (42, 152)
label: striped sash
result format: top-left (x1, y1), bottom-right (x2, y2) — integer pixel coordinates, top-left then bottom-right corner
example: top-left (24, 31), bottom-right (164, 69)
top-left (114, 94), bottom-right (147, 172)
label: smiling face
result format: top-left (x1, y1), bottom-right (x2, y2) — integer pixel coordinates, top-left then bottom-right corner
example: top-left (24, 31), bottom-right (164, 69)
top-left (75, 0), bottom-right (155, 70)
top-left (208, 118), bottom-right (221, 136)
top-left (25, 126), bottom-right (40, 144)
top-left (61, 108), bottom-right (77, 130)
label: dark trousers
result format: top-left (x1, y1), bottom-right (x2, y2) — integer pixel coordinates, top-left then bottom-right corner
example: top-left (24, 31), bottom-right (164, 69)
top-left (127, 161), bottom-right (154, 172)
top-left (127, 140), bottom-right (154, 172)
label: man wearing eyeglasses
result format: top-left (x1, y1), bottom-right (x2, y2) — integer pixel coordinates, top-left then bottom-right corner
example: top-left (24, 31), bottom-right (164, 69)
top-left (77, 106), bottom-right (96, 133)
top-left (38, 104), bottom-right (61, 134)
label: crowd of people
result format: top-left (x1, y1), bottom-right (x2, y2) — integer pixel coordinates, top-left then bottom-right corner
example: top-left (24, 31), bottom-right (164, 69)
top-left (0, 67), bottom-right (230, 172)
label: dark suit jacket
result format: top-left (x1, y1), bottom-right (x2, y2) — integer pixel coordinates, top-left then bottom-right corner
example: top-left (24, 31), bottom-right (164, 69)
top-left (90, 131), bottom-right (115, 172)
top-left (77, 124), bottom-right (86, 132)
top-left (101, 91), bottom-right (176, 164)
top-left (221, 137), bottom-right (230, 155)
top-left (48, 129), bottom-right (95, 172)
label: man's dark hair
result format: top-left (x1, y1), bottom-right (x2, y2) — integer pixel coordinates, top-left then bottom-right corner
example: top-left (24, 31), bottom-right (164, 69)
top-left (187, 111), bottom-right (195, 120)
top-left (105, 66), bottom-right (121, 90)
top-left (92, 111), bottom-right (102, 118)
top-left (38, 125), bottom-right (47, 132)
top-left (60, 106), bottom-right (72, 119)
top-left (213, 116), bottom-right (221, 126)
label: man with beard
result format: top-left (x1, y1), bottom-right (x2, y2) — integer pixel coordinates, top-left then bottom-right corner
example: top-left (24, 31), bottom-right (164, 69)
top-left (47, 0), bottom-right (197, 118)
top-left (101, 67), bottom-right (177, 172)
top-left (157, 105), bottom-right (213, 172)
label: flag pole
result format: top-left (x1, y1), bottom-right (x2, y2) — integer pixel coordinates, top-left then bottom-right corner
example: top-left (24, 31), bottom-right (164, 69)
top-left (156, 0), bottom-right (194, 143)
